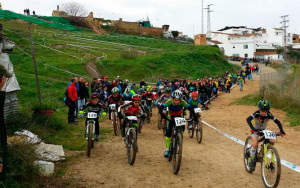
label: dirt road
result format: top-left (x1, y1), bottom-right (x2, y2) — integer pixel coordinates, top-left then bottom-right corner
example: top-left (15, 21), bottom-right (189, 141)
top-left (65, 65), bottom-right (300, 188)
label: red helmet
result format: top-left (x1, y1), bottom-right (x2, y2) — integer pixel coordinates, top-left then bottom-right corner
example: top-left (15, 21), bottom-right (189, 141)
top-left (91, 92), bottom-right (99, 99)
top-left (191, 92), bottom-right (198, 98)
top-left (132, 94), bottom-right (142, 101)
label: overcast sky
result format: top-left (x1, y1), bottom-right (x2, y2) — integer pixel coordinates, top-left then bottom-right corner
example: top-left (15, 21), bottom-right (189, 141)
top-left (1, 0), bottom-right (299, 37)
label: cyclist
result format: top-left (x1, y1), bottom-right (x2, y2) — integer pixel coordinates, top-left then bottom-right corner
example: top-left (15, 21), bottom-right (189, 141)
top-left (155, 87), bottom-right (172, 130)
top-left (79, 92), bottom-right (105, 141)
top-left (143, 87), bottom-right (155, 109)
top-left (246, 99), bottom-right (286, 171)
top-left (187, 92), bottom-right (202, 129)
top-left (152, 86), bottom-right (159, 99)
top-left (160, 90), bottom-right (198, 157)
top-left (107, 87), bottom-right (123, 121)
top-left (122, 87), bottom-right (133, 101)
top-left (118, 94), bottom-right (146, 151)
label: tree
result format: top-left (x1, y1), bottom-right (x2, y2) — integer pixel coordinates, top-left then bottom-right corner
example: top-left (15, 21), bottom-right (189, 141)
top-left (61, 1), bottom-right (87, 17)
top-left (171, 31), bottom-right (179, 38)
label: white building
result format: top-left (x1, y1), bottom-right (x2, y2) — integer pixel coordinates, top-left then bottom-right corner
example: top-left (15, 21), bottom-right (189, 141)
top-left (209, 26), bottom-right (292, 60)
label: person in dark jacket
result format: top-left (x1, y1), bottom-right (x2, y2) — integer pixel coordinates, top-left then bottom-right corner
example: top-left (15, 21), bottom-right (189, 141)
top-left (140, 78), bottom-right (147, 88)
top-left (199, 81), bottom-right (209, 109)
top-left (78, 77), bottom-right (86, 111)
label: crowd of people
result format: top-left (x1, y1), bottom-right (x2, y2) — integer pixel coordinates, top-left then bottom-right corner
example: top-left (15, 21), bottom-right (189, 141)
top-left (64, 70), bottom-right (252, 124)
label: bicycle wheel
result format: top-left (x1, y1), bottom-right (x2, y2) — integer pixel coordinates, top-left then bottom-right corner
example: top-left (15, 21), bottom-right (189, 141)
top-left (147, 110), bottom-right (151, 124)
top-left (244, 136), bottom-right (254, 173)
top-left (127, 128), bottom-right (137, 165)
top-left (196, 121), bottom-right (203, 144)
top-left (112, 112), bottom-right (118, 136)
top-left (188, 122), bottom-right (194, 138)
top-left (87, 123), bottom-right (93, 157)
top-left (158, 115), bottom-right (162, 130)
top-left (261, 144), bottom-right (281, 188)
top-left (138, 119), bottom-right (143, 133)
top-left (168, 137), bottom-right (174, 162)
top-left (173, 133), bottom-right (183, 175)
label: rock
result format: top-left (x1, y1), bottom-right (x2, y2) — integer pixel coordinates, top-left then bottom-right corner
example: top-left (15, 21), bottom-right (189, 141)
top-left (35, 142), bottom-right (65, 162)
top-left (33, 160), bottom-right (55, 176)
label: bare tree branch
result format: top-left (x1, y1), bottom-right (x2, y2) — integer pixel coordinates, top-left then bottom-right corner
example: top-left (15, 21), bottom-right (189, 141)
top-left (61, 1), bottom-right (88, 17)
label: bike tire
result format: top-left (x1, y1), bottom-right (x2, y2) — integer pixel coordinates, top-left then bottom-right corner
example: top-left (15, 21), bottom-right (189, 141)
top-left (168, 137), bottom-right (174, 162)
top-left (261, 144), bottom-right (281, 188)
top-left (158, 115), bottom-right (162, 130)
top-left (173, 133), bottom-right (183, 175)
top-left (138, 119), bottom-right (143, 133)
top-left (196, 121), bottom-right (203, 144)
top-left (113, 112), bottom-right (118, 136)
top-left (87, 123), bottom-right (93, 157)
top-left (188, 122), bottom-right (194, 138)
top-left (244, 136), bottom-right (254, 173)
top-left (127, 128), bottom-right (137, 165)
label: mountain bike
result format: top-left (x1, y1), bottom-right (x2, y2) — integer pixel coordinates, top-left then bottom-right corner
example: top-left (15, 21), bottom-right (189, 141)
top-left (124, 116), bottom-right (138, 165)
top-left (146, 98), bottom-right (153, 124)
top-left (244, 130), bottom-right (282, 188)
top-left (79, 111), bottom-right (105, 157)
top-left (109, 104), bottom-right (119, 135)
top-left (187, 108), bottom-right (203, 144)
top-left (167, 117), bottom-right (186, 175)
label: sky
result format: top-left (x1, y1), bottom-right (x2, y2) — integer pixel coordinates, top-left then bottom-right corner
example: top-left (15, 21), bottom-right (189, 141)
top-left (1, 0), bottom-right (300, 37)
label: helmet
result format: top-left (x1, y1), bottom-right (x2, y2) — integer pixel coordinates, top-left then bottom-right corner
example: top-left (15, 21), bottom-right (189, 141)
top-left (125, 87), bottom-right (131, 92)
top-left (152, 86), bottom-right (157, 90)
top-left (179, 87), bottom-right (185, 92)
top-left (91, 92), bottom-right (99, 99)
top-left (146, 87), bottom-right (152, 92)
top-left (147, 85), bottom-right (151, 89)
top-left (258, 100), bottom-right (270, 111)
top-left (165, 87), bottom-right (172, 93)
top-left (159, 85), bottom-right (164, 90)
top-left (190, 87), bottom-right (194, 91)
top-left (132, 94), bottom-right (142, 101)
top-left (172, 90), bottom-right (183, 99)
top-left (191, 92), bottom-right (198, 98)
top-left (111, 87), bottom-right (119, 94)
top-left (138, 88), bottom-right (144, 94)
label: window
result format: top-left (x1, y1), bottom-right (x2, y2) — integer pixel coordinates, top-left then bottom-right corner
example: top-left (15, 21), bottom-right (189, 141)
top-left (245, 54), bottom-right (248, 58)
top-left (228, 38), bottom-right (231, 40)
top-left (243, 44), bottom-right (248, 49)
top-left (233, 45), bottom-right (235, 48)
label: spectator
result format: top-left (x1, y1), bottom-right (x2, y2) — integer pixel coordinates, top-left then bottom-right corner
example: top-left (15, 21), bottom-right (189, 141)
top-left (157, 78), bottom-right (162, 87)
top-left (131, 81), bottom-right (137, 93)
top-left (122, 79), bottom-right (129, 92)
top-left (100, 86), bottom-right (109, 102)
top-left (102, 76), bottom-right (110, 89)
top-left (67, 78), bottom-right (78, 124)
top-left (84, 80), bottom-right (89, 102)
top-left (0, 65), bottom-right (12, 180)
top-left (78, 77), bottom-right (86, 110)
top-left (140, 78), bottom-right (146, 88)
top-left (33, 11), bottom-right (36, 15)
top-left (91, 77), bottom-right (98, 92)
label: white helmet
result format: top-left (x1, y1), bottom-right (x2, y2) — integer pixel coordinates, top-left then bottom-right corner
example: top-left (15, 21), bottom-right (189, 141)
top-left (172, 90), bottom-right (183, 99)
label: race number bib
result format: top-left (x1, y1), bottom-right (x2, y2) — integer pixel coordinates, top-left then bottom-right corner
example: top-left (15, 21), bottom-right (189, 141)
top-left (109, 104), bottom-right (116, 110)
top-left (263, 130), bottom-right (276, 139)
top-left (194, 108), bottom-right (202, 113)
top-left (124, 101), bottom-right (131, 105)
top-left (175, 117), bottom-right (186, 127)
top-left (127, 116), bottom-right (138, 121)
top-left (87, 112), bottom-right (97, 119)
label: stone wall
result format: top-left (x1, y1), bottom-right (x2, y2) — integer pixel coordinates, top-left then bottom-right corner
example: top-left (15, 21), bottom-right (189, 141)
top-left (112, 19), bottom-right (163, 37)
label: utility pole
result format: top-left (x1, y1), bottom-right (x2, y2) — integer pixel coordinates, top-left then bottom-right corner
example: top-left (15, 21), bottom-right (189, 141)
top-left (28, 26), bottom-right (42, 104)
top-left (205, 4), bottom-right (213, 41)
top-left (202, 0), bottom-right (204, 34)
top-left (280, 15), bottom-right (289, 62)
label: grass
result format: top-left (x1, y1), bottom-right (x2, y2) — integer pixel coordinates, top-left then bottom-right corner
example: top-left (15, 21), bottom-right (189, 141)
top-left (234, 92), bottom-right (300, 127)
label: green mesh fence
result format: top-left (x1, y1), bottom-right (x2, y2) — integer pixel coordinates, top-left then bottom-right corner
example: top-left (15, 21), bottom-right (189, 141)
top-left (0, 10), bottom-right (80, 32)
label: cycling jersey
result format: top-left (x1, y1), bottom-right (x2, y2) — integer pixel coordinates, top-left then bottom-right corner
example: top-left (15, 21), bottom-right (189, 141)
top-left (163, 98), bottom-right (189, 117)
top-left (188, 98), bottom-right (202, 108)
top-left (122, 92), bottom-right (133, 101)
top-left (108, 94), bottom-right (123, 105)
top-left (246, 110), bottom-right (284, 133)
